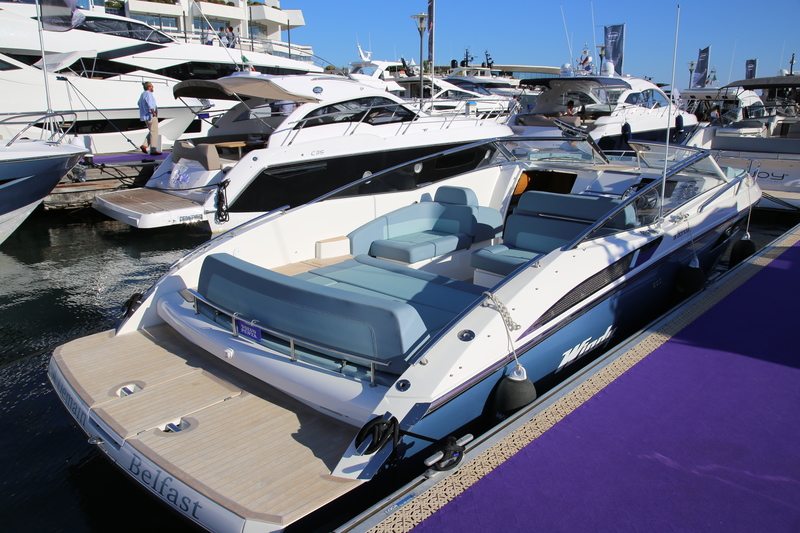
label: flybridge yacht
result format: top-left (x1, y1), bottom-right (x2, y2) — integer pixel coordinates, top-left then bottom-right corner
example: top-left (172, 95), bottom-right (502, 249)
top-left (92, 72), bottom-right (514, 232)
top-left (0, 4), bottom-right (322, 154)
top-left (0, 4), bottom-right (322, 79)
top-left (684, 75), bottom-right (800, 210)
top-left (0, 52), bottom-right (205, 155)
top-left (50, 135), bottom-right (760, 532)
top-left (513, 63), bottom-right (699, 151)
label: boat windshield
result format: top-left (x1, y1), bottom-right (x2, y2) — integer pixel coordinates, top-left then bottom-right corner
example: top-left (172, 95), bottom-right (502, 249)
top-left (76, 16), bottom-right (174, 44)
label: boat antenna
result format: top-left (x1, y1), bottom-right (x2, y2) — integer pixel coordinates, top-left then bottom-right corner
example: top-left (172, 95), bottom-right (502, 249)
top-left (658, 4), bottom-right (681, 224)
top-left (560, 5), bottom-right (573, 62)
top-left (590, 0), bottom-right (598, 75)
top-left (727, 39), bottom-right (737, 84)
top-left (34, 0), bottom-right (56, 138)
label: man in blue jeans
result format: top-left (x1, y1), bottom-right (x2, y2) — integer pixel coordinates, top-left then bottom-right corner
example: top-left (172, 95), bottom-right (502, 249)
top-left (138, 81), bottom-right (160, 155)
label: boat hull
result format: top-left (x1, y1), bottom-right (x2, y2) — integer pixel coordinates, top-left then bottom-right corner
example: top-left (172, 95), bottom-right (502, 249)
top-left (0, 148), bottom-right (86, 244)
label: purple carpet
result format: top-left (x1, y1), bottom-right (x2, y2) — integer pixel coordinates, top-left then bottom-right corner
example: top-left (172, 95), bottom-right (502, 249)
top-left (414, 241), bottom-right (800, 532)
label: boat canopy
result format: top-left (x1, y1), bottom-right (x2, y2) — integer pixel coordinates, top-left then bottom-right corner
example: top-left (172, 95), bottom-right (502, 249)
top-left (520, 77), bottom-right (632, 90)
top-left (725, 76), bottom-right (800, 90)
top-left (172, 75), bottom-right (321, 103)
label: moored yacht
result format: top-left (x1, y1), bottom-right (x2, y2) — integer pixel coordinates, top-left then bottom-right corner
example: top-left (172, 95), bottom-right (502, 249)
top-left (0, 4), bottom-right (322, 154)
top-left (50, 135), bottom-right (760, 532)
top-left (513, 62), bottom-right (699, 151)
top-left (684, 75), bottom-right (800, 211)
top-left (92, 71), bottom-right (514, 232)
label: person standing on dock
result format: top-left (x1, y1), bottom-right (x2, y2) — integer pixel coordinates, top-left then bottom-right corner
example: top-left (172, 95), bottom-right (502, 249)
top-left (138, 82), bottom-right (160, 155)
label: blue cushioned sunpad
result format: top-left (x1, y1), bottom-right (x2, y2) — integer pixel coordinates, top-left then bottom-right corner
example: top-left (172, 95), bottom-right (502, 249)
top-left (297, 255), bottom-right (483, 330)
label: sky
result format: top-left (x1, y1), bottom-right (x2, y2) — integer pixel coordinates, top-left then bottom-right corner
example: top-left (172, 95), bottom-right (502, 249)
top-left (284, 0), bottom-right (800, 90)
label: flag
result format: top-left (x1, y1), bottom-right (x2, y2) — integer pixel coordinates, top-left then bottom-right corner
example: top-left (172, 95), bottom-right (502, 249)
top-left (603, 24), bottom-right (625, 75)
top-left (745, 59), bottom-right (757, 79)
top-left (427, 0), bottom-right (435, 67)
top-left (692, 46), bottom-right (710, 88)
top-left (39, 0), bottom-right (85, 32)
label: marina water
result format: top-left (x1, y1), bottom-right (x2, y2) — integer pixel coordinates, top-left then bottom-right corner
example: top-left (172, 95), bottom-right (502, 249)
top-left (0, 206), bottom-right (796, 532)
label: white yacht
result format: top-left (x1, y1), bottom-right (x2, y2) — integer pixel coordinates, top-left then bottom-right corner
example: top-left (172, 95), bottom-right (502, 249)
top-left (0, 51), bottom-right (206, 155)
top-left (50, 135), bottom-right (760, 533)
top-left (395, 76), bottom-right (514, 117)
top-left (513, 63), bottom-right (699, 152)
top-left (0, 4), bottom-right (322, 154)
top-left (92, 72), bottom-right (514, 232)
top-left (443, 66), bottom-right (522, 98)
top-left (684, 75), bottom-right (800, 210)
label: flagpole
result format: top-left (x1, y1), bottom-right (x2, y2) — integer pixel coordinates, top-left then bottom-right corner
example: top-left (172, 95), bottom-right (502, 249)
top-left (590, 0), bottom-right (597, 74)
top-left (659, 4), bottom-right (681, 224)
top-left (34, 0), bottom-right (55, 138)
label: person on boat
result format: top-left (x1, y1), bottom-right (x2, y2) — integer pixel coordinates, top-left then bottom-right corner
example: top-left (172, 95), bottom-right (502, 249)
top-left (710, 106), bottom-right (721, 119)
top-left (565, 100), bottom-right (576, 116)
top-left (138, 82), bottom-right (160, 155)
top-left (225, 27), bottom-right (237, 48)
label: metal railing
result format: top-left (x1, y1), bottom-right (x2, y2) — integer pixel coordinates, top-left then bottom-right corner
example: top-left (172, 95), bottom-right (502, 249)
top-left (188, 288), bottom-right (391, 386)
top-left (0, 111), bottom-right (79, 147)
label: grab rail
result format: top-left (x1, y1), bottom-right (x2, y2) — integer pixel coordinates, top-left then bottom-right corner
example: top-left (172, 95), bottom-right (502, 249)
top-left (0, 111), bottom-right (79, 147)
top-left (188, 289), bottom-right (390, 387)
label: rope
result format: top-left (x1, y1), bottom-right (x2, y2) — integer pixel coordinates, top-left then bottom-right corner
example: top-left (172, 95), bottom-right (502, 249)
top-left (215, 179), bottom-right (230, 223)
top-left (57, 77), bottom-right (138, 150)
top-left (482, 291), bottom-right (521, 364)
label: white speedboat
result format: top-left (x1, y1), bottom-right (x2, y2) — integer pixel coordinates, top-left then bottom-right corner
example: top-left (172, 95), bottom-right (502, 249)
top-left (0, 5), bottom-right (322, 154)
top-left (684, 75), bottom-right (800, 211)
top-left (0, 114), bottom-right (88, 244)
top-left (513, 63), bottom-right (699, 152)
top-left (395, 76), bottom-right (514, 117)
top-left (92, 72), bottom-right (514, 232)
top-left (50, 135), bottom-right (760, 532)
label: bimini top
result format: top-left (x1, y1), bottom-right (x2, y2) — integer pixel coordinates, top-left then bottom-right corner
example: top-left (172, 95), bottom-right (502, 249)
top-left (725, 76), bottom-right (800, 90)
top-left (520, 77), bottom-right (633, 90)
top-left (173, 74), bottom-right (322, 103)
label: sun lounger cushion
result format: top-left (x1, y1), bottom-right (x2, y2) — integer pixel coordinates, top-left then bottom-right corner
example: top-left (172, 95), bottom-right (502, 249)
top-left (348, 186), bottom-right (502, 263)
top-left (197, 253), bottom-right (429, 372)
top-left (471, 190), bottom-right (636, 276)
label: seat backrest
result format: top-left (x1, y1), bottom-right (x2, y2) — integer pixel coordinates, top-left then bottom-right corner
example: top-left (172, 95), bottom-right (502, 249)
top-left (434, 185), bottom-right (478, 206)
top-left (504, 191), bottom-right (636, 253)
top-left (171, 140), bottom-right (221, 171)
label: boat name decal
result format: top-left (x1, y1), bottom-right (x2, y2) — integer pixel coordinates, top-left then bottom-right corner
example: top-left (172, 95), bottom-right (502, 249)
top-left (558, 325), bottom-right (615, 371)
top-left (128, 454), bottom-right (204, 519)
top-left (674, 227), bottom-right (691, 240)
top-left (49, 366), bottom-right (87, 428)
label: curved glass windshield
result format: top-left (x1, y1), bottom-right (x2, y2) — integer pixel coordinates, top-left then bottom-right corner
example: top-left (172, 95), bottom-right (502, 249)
top-left (77, 16), bottom-right (173, 43)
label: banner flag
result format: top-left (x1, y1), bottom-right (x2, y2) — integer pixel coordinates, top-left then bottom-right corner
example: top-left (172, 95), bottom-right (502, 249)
top-left (692, 46), bottom-right (710, 88)
top-left (603, 24), bottom-right (625, 75)
top-left (745, 59), bottom-right (757, 79)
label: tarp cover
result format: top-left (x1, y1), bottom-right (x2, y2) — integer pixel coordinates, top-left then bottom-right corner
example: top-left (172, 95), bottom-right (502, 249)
top-left (173, 75), bottom-right (320, 103)
top-left (726, 75), bottom-right (800, 89)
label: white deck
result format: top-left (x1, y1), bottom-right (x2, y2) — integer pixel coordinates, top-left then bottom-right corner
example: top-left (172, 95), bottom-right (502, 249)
top-left (52, 324), bottom-right (361, 526)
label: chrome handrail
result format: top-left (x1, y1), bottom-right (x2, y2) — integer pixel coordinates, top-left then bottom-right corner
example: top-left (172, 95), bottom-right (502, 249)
top-left (188, 289), bottom-right (390, 385)
top-left (0, 111), bottom-right (79, 146)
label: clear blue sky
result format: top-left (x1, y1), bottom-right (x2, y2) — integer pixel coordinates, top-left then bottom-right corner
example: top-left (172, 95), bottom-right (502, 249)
top-left (287, 0), bottom-right (800, 89)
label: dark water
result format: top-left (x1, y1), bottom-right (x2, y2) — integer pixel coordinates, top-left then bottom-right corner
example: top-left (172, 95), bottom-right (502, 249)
top-left (0, 208), bottom-right (209, 533)
top-left (0, 206), bottom-right (797, 533)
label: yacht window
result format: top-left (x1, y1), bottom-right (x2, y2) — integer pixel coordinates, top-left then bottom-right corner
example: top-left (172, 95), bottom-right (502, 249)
top-left (299, 97), bottom-right (415, 128)
top-left (0, 59), bottom-right (21, 71)
top-left (593, 87), bottom-right (625, 105)
top-left (77, 17), bottom-right (173, 43)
